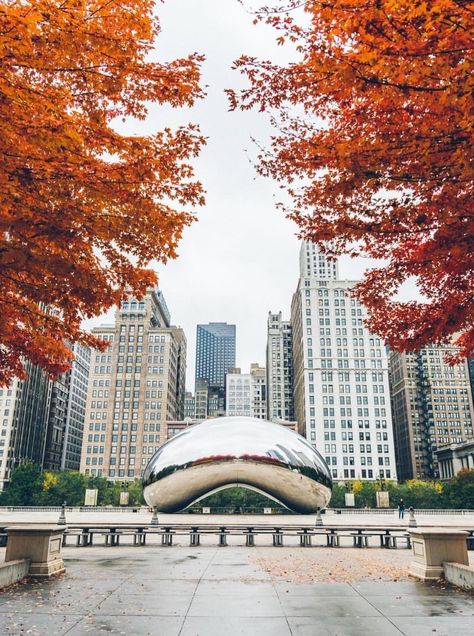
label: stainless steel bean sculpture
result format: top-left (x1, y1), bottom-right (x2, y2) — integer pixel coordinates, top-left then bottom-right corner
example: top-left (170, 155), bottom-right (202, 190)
top-left (143, 417), bottom-right (332, 513)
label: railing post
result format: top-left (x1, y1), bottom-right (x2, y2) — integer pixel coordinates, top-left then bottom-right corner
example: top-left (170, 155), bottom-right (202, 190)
top-left (57, 502), bottom-right (67, 526)
top-left (408, 507), bottom-right (417, 528)
top-left (218, 527), bottom-right (228, 547)
top-left (150, 506), bottom-right (159, 526)
top-left (315, 508), bottom-right (323, 526)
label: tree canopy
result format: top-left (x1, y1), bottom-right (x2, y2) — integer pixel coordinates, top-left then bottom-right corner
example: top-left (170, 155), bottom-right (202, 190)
top-left (230, 0), bottom-right (474, 358)
top-left (0, 465), bottom-right (145, 506)
top-left (0, 0), bottom-right (205, 385)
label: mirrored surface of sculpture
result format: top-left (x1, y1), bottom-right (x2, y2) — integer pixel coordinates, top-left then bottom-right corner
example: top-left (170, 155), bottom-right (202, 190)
top-left (143, 417), bottom-right (332, 513)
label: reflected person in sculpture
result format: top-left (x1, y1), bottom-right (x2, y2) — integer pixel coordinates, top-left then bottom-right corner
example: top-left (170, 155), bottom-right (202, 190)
top-left (143, 417), bottom-right (332, 514)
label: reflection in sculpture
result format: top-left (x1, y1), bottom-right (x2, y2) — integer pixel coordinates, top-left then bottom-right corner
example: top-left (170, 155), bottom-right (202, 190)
top-left (143, 417), bottom-right (332, 513)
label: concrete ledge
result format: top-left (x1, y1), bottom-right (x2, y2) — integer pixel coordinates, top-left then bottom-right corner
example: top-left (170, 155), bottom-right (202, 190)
top-left (6, 525), bottom-right (65, 578)
top-left (409, 528), bottom-right (468, 580)
top-left (444, 561), bottom-right (474, 591)
top-left (0, 559), bottom-right (30, 589)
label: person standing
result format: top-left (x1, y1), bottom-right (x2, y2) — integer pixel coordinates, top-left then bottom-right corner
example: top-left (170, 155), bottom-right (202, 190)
top-left (398, 498), bottom-right (405, 520)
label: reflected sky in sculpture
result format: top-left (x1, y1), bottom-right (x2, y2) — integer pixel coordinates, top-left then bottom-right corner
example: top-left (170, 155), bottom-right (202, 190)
top-left (143, 417), bottom-right (332, 514)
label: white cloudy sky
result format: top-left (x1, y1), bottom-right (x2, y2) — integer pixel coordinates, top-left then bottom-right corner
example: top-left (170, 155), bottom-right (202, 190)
top-left (88, 0), bottom-right (388, 390)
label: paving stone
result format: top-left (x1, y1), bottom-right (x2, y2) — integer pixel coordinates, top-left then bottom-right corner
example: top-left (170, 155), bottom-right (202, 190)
top-left (180, 616), bottom-right (291, 636)
top-left (279, 595), bottom-right (381, 617)
top-left (274, 581), bottom-right (359, 597)
top-left (366, 594), bottom-right (474, 617)
top-left (188, 593), bottom-right (284, 617)
top-left (67, 615), bottom-right (183, 636)
top-left (391, 616), bottom-right (474, 636)
top-left (0, 613), bottom-right (82, 635)
top-left (288, 616), bottom-right (403, 636)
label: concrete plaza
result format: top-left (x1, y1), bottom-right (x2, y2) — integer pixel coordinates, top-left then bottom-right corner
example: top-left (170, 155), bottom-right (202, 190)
top-left (0, 544), bottom-right (473, 636)
top-left (0, 510), bottom-right (473, 634)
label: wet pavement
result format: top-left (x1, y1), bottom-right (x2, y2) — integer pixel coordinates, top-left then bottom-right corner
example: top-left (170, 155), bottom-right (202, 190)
top-left (0, 546), bottom-right (473, 635)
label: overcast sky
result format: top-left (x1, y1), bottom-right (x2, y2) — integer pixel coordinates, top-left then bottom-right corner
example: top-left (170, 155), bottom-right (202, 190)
top-left (87, 0), bottom-right (390, 391)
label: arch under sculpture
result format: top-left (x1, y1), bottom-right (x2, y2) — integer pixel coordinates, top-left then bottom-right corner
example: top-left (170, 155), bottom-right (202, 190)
top-left (143, 417), bottom-right (332, 514)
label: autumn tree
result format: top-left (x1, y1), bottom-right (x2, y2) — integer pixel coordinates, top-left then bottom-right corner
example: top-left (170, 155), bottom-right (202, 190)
top-left (0, 1), bottom-right (205, 385)
top-left (230, 1), bottom-right (474, 357)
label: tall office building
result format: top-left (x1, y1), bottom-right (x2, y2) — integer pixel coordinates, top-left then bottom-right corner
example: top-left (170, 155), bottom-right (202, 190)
top-left (291, 241), bottom-right (397, 481)
top-left (195, 322), bottom-right (236, 416)
top-left (195, 323), bottom-right (236, 389)
top-left (0, 343), bottom-right (91, 488)
top-left (226, 364), bottom-right (267, 419)
top-left (44, 343), bottom-right (91, 471)
top-left (266, 312), bottom-right (294, 422)
top-left (80, 288), bottom-right (187, 481)
top-left (0, 360), bottom-right (52, 489)
top-left (389, 346), bottom-right (474, 481)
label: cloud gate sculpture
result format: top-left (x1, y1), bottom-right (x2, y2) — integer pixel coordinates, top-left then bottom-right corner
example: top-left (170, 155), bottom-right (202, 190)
top-left (143, 417), bottom-right (332, 514)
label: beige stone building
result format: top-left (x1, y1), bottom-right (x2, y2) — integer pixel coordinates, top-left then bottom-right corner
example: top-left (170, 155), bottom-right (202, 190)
top-left (389, 346), bottom-right (474, 481)
top-left (80, 288), bottom-right (186, 481)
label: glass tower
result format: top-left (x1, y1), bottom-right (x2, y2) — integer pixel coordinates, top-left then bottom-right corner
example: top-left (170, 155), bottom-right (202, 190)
top-left (195, 323), bottom-right (236, 391)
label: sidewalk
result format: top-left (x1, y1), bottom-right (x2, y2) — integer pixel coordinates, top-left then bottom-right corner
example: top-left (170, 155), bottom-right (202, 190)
top-left (0, 545), bottom-right (473, 635)
top-left (1, 510), bottom-right (474, 528)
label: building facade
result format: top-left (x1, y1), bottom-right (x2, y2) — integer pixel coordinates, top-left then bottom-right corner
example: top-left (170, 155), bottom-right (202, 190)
top-left (436, 439), bottom-right (474, 480)
top-left (0, 361), bottom-right (52, 489)
top-left (226, 364), bottom-right (267, 419)
top-left (468, 359), bottom-right (474, 402)
top-left (291, 241), bottom-right (398, 481)
top-left (79, 288), bottom-right (187, 481)
top-left (266, 312), bottom-right (294, 422)
top-left (184, 392), bottom-right (196, 419)
top-left (193, 379), bottom-right (224, 420)
top-left (0, 343), bottom-right (90, 488)
top-left (43, 343), bottom-right (91, 471)
top-left (195, 322), bottom-right (236, 390)
top-left (389, 347), bottom-right (474, 481)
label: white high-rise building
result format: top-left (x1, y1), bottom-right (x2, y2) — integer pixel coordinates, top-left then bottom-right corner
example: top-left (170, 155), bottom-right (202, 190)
top-left (226, 364), bottom-right (266, 419)
top-left (291, 242), bottom-right (397, 481)
top-left (266, 312), bottom-right (294, 422)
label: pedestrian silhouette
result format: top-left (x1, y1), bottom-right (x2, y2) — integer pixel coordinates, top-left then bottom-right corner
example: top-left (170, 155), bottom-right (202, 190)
top-left (398, 498), bottom-right (405, 520)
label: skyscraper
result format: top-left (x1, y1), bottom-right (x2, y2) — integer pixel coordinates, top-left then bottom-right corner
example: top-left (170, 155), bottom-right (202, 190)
top-left (80, 287), bottom-right (187, 481)
top-left (0, 360), bottom-right (52, 489)
top-left (44, 343), bottom-right (91, 471)
top-left (389, 346), bottom-right (474, 480)
top-left (291, 241), bottom-right (397, 481)
top-left (266, 312), bottom-right (294, 422)
top-left (195, 322), bottom-right (236, 416)
top-left (195, 322), bottom-right (236, 390)
top-left (0, 341), bottom-right (90, 488)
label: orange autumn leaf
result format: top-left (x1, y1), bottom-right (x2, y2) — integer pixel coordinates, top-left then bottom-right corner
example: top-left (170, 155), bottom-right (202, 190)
top-left (0, 0), bottom-right (205, 385)
top-left (230, 0), bottom-right (474, 357)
